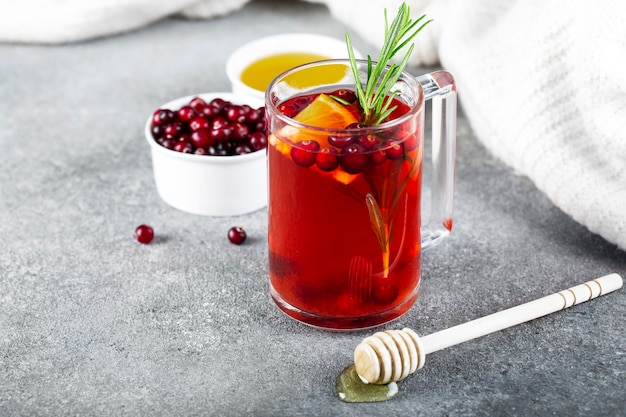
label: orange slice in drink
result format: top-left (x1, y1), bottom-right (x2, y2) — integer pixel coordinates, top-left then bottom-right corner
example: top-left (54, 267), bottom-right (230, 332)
top-left (294, 93), bottom-right (358, 130)
top-left (272, 93), bottom-right (361, 185)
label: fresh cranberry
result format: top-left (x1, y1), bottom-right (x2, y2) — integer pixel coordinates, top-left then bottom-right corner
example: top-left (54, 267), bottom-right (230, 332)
top-left (209, 142), bottom-right (234, 156)
top-left (152, 109), bottom-right (176, 125)
top-left (210, 127), bottom-right (232, 143)
top-left (194, 147), bottom-right (207, 155)
top-left (235, 144), bottom-right (253, 154)
top-left (210, 98), bottom-right (228, 111)
top-left (245, 108), bottom-right (262, 124)
top-left (226, 105), bottom-right (247, 123)
top-left (189, 117), bottom-right (210, 131)
top-left (190, 129), bottom-right (213, 148)
top-left (151, 124), bottom-right (165, 139)
top-left (328, 135), bottom-right (354, 149)
top-left (231, 122), bottom-right (250, 141)
top-left (134, 224), bottom-right (154, 244)
top-left (315, 147), bottom-right (339, 171)
top-left (211, 116), bottom-right (229, 130)
top-left (159, 138), bottom-right (176, 150)
top-left (290, 140), bottom-right (320, 167)
top-left (164, 122), bottom-right (184, 140)
top-left (201, 105), bottom-right (221, 119)
top-left (173, 141), bottom-right (194, 153)
top-left (227, 226), bottom-right (247, 245)
top-left (340, 143), bottom-right (369, 174)
top-left (248, 132), bottom-right (267, 151)
top-left (189, 97), bottom-right (207, 112)
top-left (177, 106), bottom-right (196, 122)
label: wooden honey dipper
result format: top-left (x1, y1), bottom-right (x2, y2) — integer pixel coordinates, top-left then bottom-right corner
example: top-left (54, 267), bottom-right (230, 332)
top-left (354, 273), bottom-right (623, 385)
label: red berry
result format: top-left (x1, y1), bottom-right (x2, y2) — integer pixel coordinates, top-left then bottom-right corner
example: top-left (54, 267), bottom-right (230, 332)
top-left (189, 117), bottom-right (210, 131)
top-left (290, 140), bottom-right (320, 167)
top-left (330, 89), bottom-right (357, 103)
top-left (190, 129), bottom-right (213, 148)
top-left (328, 135), bottom-right (354, 149)
top-left (248, 131), bottom-right (267, 151)
top-left (340, 143), bottom-right (369, 174)
top-left (384, 140), bottom-right (404, 160)
top-left (228, 226), bottom-right (247, 245)
top-left (134, 224), bottom-right (154, 244)
top-left (177, 105), bottom-right (196, 122)
top-left (189, 97), bottom-right (207, 112)
top-left (315, 147), bottom-right (339, 171)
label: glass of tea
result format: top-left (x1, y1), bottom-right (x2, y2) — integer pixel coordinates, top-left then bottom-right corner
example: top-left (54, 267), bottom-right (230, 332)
top-left (265, 59), bottom-right (456, 330)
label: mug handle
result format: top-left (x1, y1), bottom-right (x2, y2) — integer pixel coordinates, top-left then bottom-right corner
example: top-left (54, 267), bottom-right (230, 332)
top-left (416, 71), bottom-right (457, 251)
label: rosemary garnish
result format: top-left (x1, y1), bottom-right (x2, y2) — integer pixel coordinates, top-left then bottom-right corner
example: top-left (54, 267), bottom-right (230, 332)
top-left (345, 3), bottom-right (431, 126)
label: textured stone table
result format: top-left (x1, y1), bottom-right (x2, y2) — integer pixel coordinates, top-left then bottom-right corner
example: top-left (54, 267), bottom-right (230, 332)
top-left (1, 0), bottom-right (625, 416)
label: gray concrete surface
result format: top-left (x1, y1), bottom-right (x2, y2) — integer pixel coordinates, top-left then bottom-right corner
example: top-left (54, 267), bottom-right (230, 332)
top-left (1, 0), bottom-right (625, 416)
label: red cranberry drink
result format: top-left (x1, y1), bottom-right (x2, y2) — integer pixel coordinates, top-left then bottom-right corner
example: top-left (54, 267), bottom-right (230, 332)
top-left (265, 59), bottom-right (457, 329)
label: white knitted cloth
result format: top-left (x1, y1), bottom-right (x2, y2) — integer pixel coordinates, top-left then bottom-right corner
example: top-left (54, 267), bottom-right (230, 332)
top-left (2, 0), bottom-right (624, 250)
top-left (433, 0), bottom-right (626, 251)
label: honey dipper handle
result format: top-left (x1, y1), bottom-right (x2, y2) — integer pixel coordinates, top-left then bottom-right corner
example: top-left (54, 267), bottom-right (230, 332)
top-left (421, 273), bottom-right (623, 355)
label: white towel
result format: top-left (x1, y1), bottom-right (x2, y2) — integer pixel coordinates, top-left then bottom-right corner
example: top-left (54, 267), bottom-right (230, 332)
top-left (2, 0), bottom-right (624, 251)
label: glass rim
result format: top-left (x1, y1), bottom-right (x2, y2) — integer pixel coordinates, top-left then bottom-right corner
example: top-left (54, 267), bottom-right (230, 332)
top-left (265, 58), bottom-right (424, 134)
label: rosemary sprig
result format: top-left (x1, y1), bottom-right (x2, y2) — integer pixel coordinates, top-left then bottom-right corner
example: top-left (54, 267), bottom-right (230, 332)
top-left (346, 3), bottom-right (432, 126)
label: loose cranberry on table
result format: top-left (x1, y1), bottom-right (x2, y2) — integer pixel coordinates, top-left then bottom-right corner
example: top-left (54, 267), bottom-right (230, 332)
top-left (227, 226), bottom-right (247, 245)
top-left (150, 97), bottom-right (267, 156)
top-left (134, 224), bottom-right (154, 244)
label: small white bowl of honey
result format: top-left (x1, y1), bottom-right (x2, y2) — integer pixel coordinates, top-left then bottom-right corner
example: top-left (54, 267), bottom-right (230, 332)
top-left (226, 33), bottom-right (362, 100)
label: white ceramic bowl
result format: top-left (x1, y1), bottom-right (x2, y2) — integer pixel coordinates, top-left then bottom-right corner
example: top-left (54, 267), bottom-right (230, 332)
top-left (226, 33), bottom-right (362, 100)
top-left (144, 92), bottom-right (266, 216)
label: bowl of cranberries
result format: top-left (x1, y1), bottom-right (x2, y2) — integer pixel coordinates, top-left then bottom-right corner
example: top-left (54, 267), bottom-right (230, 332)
top-left (145, 92), bottom-right (268, 216)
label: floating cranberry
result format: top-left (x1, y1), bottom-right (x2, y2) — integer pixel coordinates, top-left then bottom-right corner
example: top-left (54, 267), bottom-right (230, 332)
top-left (370, 146), bottom-right (388, 165)
top-left (290, 140), bottom-right (320, 167)
top-left (384, 140), bottom-right (404, 160)
top-left (228, 226), bottom-right (247, 245)
top-left (134, 224), bottom-right (154, 244)
top-left (315, 147), bottom-right (339, 171)
top-left (278, 103), bottom-right (299, 118)
top-left (372, 283), bottom-right (399, 304)
top-left (355, 134), bottom-right (379, 150)
top-left (340, 143), bottom-right (369, 174)
top-left (330, 89), bottom-right (357, 103)
top-left (328, 135), bottom-right (354, 149)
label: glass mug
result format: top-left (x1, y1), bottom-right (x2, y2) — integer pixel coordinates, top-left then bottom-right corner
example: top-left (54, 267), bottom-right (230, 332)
top-left (265, 59), bottom-right (456, 330)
